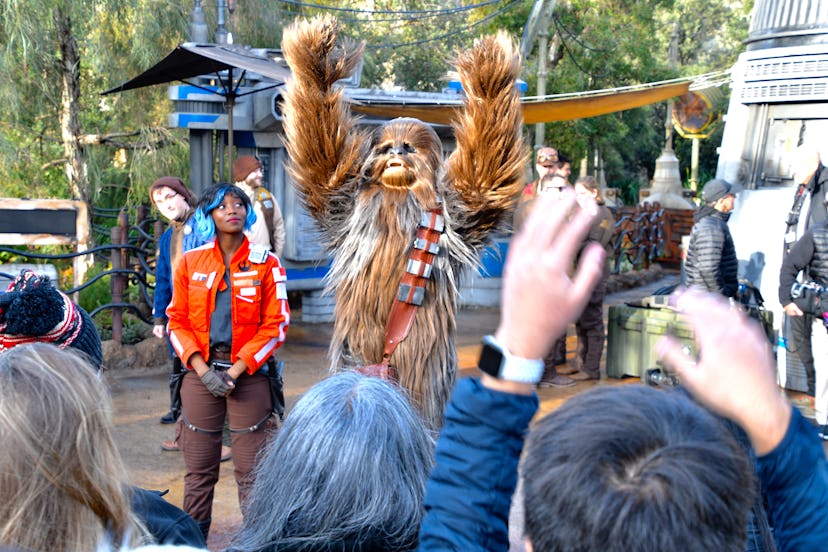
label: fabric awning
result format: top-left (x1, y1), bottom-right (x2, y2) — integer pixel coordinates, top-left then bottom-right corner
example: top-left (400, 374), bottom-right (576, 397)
top-left (350, 80), bottom-right (692, 125)
top-left (101, 43), bottom-right (291, 95)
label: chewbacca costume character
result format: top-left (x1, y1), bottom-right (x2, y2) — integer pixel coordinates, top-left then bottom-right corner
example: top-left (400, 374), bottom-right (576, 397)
top-left (281, 16), bottom-right (527, 428)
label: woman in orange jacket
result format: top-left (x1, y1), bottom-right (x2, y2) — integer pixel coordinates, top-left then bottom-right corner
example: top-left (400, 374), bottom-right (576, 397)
top-left (167, 183), bottom-right (290, 540)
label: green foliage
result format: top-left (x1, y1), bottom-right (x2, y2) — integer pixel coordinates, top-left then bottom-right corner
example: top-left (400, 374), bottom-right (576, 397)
top-left (0, 0), bottom-right (751, 214)
top-left (97, 314), bottom-right (151, 345)
top-left (0, 0), bottom-right (191, 209)
top-left (522, 0), bottom-right (750, 202)
top-left (77, 260), bottom-right (151, 344)
top-left (233, 0), bottom-right (531, 92)
top-left (76, 263), bottom-right (113, 314)
top-left (653, 0), bottom-right (754, 75)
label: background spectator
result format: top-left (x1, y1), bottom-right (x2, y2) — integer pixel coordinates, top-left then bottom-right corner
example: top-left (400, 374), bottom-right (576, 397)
top-left (684, 178), bottom-right (740, 298)
top-left (0, 269), bottom-right (102, 367)
top-left (232, 155), bottom-right (286, 256)
top-left (0, 344), bottom-right (146, 551)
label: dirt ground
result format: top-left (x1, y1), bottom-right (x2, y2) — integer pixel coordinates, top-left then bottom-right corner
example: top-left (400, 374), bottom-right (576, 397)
top-left (106, 272), bottom-right (817, 551)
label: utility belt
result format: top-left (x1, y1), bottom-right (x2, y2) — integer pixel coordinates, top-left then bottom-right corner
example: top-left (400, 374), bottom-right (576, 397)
top-left (184, 348), bottom-right (286, 436)
top-left (182, 412), bottom-right (272, 436)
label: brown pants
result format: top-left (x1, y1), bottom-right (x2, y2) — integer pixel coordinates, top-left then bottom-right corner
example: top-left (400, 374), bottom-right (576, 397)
top-left (180, 370), bottom-right (272, 524)
top-left (575, 275), bottom-right (607, 378)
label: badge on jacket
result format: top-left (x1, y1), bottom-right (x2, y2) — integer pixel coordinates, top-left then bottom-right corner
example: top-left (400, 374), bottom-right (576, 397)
top-left (248, 244), bottom-right (269, 264)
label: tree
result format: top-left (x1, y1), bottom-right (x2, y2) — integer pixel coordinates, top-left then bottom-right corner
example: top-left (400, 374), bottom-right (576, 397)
top-left (517, 0), bottom-right (751, 199)
top-left (0, 0), bottom-right (191, 242)
top-left (0, 0), bottom-right (754, 215)
top-left (230, 0), bottom-right (530, 91)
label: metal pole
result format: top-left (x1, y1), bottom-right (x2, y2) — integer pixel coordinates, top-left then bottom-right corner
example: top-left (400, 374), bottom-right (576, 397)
top-left (532, 0), bottom-right (557, 149)
top-left (226, 67), bottom-right (234, 181)
top-left (215, 0), bottom-right (229, 44)
top-left (110, 223), bottom-right (123, 344)
top-left (188, 0), bottom-right (208, 43)
top-left (664, 23), bottom-right (679, 152)
top-left (691, 137), bottom-right (700, 191)
top-left (534, 28), bottom-right (548, 148)
top-left (226, 98), bottom-right (235, 181)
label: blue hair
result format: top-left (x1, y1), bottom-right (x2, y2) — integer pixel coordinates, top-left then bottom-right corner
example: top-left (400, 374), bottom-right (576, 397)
top-left (194, 183), bottom-right (257, 240)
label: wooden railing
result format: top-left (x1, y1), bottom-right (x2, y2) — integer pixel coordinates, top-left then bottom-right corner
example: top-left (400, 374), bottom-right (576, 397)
top-left (610, 202), bottom-right (694, 272)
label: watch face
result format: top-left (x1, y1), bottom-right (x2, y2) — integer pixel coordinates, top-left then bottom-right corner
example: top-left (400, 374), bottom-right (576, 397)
top-left (478, 341), bottom-right (503, 377)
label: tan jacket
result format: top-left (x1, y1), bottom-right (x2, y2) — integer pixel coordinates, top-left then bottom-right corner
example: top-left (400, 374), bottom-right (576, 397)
top-left (236, 181), bottom-right (286, 257)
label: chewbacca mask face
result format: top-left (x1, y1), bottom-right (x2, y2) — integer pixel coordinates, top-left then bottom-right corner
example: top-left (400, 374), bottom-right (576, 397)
top-left (364, 118), bottom-right (442, 196)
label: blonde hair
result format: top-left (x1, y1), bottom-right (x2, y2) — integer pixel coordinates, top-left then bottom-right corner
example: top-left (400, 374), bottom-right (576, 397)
top-left (575, 175), bottom-right (603, 202)
top-left (0, 344), bottom-right (143, 551)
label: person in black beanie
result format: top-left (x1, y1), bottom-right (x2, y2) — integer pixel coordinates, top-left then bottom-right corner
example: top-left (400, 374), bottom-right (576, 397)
top-left (0, 269), bottom-right (102, 366)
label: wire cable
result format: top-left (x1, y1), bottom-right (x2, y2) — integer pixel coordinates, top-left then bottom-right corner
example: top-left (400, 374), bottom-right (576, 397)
top-left (363, 0), bottom-right (524, 50)
top-left (275, 0), bottom-right (504, 17)
top-left (552, 13), bottom-right (611, 54)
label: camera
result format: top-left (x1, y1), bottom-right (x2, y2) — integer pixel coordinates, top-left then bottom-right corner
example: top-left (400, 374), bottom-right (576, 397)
top-left (791, 281), bottom-right (828, 318)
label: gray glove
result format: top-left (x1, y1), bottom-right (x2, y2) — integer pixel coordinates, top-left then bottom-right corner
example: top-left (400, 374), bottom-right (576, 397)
top-left (200, 368), bottom-right (233, 398)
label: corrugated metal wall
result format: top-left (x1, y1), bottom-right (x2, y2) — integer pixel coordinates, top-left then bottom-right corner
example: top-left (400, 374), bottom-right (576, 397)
top-left (748, 0), bottom-right (828, 49)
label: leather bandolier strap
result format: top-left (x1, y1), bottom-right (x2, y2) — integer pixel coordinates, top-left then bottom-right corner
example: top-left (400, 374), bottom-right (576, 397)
top-left (358, 208), bottom-right (445, 382)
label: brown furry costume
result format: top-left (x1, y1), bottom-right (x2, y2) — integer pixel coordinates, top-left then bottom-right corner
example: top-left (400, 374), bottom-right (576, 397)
top-left (281, 16), bottom-right (527, 428)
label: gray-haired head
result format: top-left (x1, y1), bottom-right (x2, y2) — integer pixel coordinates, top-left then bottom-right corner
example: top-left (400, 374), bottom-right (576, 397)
top-left (229, 371), bottom-right (434, 551)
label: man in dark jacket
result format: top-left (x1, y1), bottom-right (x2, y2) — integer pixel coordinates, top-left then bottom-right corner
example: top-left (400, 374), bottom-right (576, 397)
top-left (779, 204), bottom-right (828, 440)
top-left (685, 178), bottom-right (740, 298)
top-left (783, 145), bottom-right (828, 402)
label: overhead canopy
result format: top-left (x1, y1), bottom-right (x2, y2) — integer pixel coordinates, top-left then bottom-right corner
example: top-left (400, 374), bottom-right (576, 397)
top-left (351, 79), bottom-right (693, 125)
top-left (101, 43), bottom-right (291, 95)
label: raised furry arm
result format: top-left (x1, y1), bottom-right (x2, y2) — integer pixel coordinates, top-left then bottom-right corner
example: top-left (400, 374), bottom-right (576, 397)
top-left (281, 16), bottom-right (369, 235)
top-left (444, 32), bottom-right (529, 252)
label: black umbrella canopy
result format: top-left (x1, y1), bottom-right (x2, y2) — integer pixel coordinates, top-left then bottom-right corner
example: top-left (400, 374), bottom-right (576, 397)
top-left (103, 43), bottom-right (292, 177)
top-left (101, 43), bottom-right (291, 95)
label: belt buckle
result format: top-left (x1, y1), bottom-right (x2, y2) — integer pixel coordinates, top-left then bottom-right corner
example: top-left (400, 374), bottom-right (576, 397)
top-left (211, 360), bottom-right (233, 371)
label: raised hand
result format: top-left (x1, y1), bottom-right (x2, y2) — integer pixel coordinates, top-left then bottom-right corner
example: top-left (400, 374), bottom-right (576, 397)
top-left (657, 289), bottom-right (791, 455)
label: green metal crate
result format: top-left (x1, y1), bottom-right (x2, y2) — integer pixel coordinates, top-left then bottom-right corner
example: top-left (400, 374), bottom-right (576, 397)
top-left (606, 304), bottom-right (696, 380)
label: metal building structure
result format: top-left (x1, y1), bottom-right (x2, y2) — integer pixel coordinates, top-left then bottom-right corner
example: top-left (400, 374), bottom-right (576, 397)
top-left (718, 0), bottom-right (828, 187)
top-left (718, 0), bottom-right (828, 390)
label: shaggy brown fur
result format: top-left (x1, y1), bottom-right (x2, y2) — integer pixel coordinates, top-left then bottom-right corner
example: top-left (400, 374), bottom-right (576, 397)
top-left (282, 16), bottom-right (528, 428)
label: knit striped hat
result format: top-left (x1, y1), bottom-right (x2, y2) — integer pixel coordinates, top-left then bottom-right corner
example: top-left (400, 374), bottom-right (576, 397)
top-left (0, 270), bottom-right (103, 369)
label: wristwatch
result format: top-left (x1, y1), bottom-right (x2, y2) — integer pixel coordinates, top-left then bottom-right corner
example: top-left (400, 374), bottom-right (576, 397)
top-left (478, 335), bottom-right (544, 383)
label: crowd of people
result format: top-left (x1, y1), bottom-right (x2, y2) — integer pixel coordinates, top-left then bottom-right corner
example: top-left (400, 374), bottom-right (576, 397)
top-left (1, 143), bottom-right (827, 552)
top-left (513, 147), bottom-right (616, 387)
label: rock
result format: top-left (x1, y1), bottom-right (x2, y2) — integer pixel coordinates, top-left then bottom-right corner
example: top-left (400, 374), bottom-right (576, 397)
top-left (133, 336), bottom-right (170, 369)
top-left (101, 339), bottom-right (126, 371)
top-left (102, 336), bottom-right (168, 372)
